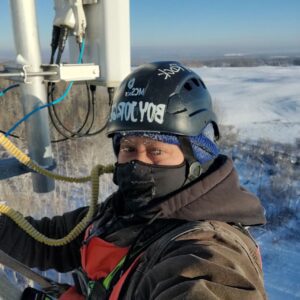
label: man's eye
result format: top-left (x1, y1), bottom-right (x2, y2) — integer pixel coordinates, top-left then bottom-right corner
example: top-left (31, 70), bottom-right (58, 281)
top-left (150, 149), bottom-right (164, 156)
top-left (120, 146), bottom-right (135, 153)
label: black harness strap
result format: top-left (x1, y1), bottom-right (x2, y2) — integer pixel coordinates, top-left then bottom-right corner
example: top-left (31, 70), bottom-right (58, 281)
top-left (80, 219), bottom-right (185, 300)
top-left (177, 136), bottom-right (196, 165)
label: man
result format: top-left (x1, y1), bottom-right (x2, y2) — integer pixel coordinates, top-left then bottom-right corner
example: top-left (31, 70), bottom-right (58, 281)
top-left (0, 61), bottom-right (266, 299)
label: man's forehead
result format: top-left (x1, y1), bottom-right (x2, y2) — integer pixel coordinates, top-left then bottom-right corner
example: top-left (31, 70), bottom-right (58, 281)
top-left (120, 135), bottom-right (167, 146)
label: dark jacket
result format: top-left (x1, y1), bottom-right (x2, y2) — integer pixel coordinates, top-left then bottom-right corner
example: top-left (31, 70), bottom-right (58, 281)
top-left (0, 155), bottom-right (267, 299)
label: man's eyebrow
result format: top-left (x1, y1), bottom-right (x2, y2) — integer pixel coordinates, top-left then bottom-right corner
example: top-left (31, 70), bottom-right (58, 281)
top-left (120, 138), bottom-right (136, 145)
top-left (120, 138), bottom-right (166, 147)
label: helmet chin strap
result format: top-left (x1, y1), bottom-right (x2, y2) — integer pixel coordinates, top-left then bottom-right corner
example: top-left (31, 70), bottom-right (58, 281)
top-left (177, 136), bottom-right (213, 183)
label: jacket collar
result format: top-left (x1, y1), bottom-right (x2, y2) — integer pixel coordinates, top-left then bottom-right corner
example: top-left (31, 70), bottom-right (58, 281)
top-left (158, 155), bottom-right (266, 226)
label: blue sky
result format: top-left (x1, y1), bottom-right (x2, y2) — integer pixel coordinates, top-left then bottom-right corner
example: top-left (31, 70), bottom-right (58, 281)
top-left (0, 0), bottom-right (299, 60)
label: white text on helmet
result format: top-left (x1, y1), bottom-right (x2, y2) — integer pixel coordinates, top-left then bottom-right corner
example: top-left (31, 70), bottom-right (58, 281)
top-left (125, 77), bottom-right (145, 97)
top-left (125, 88), bottom-right (145, 97)
top-left (157, 64), bottom-right (185, 80)
top-left (110, 101), bottom-right (166, 124)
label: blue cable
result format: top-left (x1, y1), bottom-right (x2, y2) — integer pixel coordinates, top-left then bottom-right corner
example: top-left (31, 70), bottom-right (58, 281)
top-left (77, 38), bottom-right (85, 64)
top-left (0, 84), bottom-right (20, 97)
top-left (5, 38), bottom-right (86, 137)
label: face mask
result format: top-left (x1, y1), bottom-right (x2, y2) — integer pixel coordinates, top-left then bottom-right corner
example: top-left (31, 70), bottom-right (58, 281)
top-left (113, 160), bottom-right (187, 214)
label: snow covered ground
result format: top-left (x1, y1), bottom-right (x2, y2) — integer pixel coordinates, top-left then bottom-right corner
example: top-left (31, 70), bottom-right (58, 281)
top-left (1, 66), bottom-right (299, 299)
top-left (254, 223), bottom-right (300, 300)
top-left (196, 66), bottom-right (300, 145)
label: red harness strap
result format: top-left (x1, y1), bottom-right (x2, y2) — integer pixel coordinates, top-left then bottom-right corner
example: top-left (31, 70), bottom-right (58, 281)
top-left (59, 286), bottom-right (84, 300)
top-left (81, 235), bottom-right (129, 280)
top-left (60, 247), bottom-right (142, 300)
top-left (60, 227), bottom-right (132, 300)
top-left (109, 253), bottom-right (143, 300)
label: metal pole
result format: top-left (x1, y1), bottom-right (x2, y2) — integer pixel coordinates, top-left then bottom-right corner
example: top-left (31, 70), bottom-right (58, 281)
top-left (0, 271), bottom-right (22, 300)
top-left (9, 0), bottom-right (55, 192)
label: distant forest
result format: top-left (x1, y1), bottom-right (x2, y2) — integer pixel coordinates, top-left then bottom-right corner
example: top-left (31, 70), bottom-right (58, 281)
top-left (179, 55), bottom-right (300, 68)
top-left (130, 53), bottom-right (300, 67)
top-left (2, 54), bottom-right (300, 69)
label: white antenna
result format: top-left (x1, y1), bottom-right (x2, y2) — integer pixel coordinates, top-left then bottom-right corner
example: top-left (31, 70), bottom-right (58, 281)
top-left (68, 0), bottom-right (131, 87)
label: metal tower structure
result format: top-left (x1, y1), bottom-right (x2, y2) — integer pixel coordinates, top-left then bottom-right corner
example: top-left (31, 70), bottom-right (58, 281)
top-left (0, 0), bottom-right (131, 192)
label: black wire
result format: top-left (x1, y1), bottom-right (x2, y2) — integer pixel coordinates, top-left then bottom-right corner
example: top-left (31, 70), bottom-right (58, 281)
top-left (82, 120), bottom-right (108, 137)
top-left (83, 87), bottom-right (114, 137)
top-left (45, 25), bottom-right (113, 142)
top-left (47, 37), bottom-right (95, 140)
top-left (49, 84), bottom-right (98, 143)
top-left (0, 130), bottom-right (21, 139)
top-left (48, 81), bottom-right (92, 136)
top-left (0, 84), bottom-right (22, 138)
top-left (1, 84), bottom-right (20, 94)
top-left (49, 84), bottom-right (113, 141)
top-left (55, 26), bottom-right (69, 65)
top-left (83, 84), bottom-right (96, 134)
top-left (50, 26), bottom-right (61, 64)
top-left (47, 83), bottom-right (77, 140)
top-left (84, 112), bottom-right (109, 136)
top-left (47, 25), bottom-right (80, 141)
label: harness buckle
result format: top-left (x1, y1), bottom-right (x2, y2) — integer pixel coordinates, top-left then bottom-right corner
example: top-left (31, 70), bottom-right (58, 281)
top-left (72, 268), bottom-right (90, 297)
top-left (21, 287), bottom-right (53, 300)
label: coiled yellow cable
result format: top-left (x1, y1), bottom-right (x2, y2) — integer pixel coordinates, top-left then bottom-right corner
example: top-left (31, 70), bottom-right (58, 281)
top-left (0, 133), bottom-right (114, 246)
top-left (0, 133), bottom-right (91, 183)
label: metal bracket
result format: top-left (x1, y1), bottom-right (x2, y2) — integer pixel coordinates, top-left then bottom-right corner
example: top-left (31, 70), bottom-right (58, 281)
top-left (0, 63), bottom-right (100, 83)
top-left (0, 64), bottom-right (31, 83)
top-left (83, 0), bottom-right (98, 4)
top-left (42, 63), bottom-right (100, 82)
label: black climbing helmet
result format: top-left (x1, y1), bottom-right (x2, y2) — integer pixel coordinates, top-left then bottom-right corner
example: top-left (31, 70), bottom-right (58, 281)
top-left (106, 61), bottom-right (219, 139)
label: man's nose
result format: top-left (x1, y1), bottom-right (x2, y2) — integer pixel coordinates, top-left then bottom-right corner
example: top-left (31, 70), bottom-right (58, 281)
top-left (133, 150), bottom-right (153, 164)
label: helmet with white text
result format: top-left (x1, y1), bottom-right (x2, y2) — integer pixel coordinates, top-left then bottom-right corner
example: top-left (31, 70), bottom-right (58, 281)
top-left (106, 61), bottom-right (219, 138)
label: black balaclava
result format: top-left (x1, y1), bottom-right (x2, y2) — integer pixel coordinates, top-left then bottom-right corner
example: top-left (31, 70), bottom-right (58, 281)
top-left (113, 160), bottom-right (187, 215)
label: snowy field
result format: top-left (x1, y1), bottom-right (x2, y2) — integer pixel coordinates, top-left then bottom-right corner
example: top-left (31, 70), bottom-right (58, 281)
top-left (1, 66), bottom-right (299, 299)
top-left (197, 66), bottom-right (300, 145)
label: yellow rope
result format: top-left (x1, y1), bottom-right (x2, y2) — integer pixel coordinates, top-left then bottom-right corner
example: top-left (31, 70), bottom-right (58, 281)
top-left (0, 133), bottom-right (114, 246)
top-left (0, 133), bottom-right (91, 183)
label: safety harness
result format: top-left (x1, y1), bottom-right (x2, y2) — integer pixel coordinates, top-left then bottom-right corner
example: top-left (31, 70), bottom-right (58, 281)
top-left (71, 218), bottom-right (185, 300)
